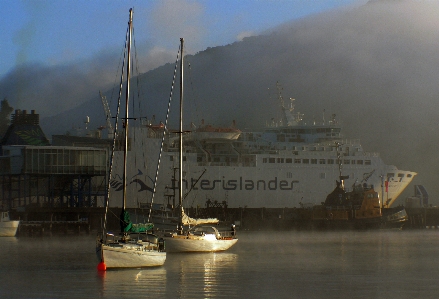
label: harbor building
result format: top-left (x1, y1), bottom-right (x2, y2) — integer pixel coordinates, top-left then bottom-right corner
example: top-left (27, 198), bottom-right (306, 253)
top-left (0, 110), bottom-right (109, 215)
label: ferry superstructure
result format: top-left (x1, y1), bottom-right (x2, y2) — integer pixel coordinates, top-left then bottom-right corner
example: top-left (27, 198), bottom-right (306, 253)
top-left (110, 98), bottom-right (416, 209)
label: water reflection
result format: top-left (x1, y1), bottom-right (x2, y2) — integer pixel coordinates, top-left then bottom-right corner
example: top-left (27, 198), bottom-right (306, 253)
top-left (98, 267), bottom-right (167, 298)
top-left (166, 252), bottom-right (238, 298)
top-left (97, 252), bottom-right (238, 298)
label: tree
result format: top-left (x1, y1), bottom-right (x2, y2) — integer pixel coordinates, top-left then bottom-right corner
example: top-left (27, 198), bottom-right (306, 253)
top-left (0, 98), bottom-right (13, 137)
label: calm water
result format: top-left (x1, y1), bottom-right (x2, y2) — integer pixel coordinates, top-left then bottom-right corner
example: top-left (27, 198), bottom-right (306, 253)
top-left (1, 230), bottom-right (439, 298)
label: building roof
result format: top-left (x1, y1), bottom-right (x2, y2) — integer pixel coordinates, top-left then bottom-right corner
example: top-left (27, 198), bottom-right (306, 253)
top-left (0, 110), bottom-right (50, 147)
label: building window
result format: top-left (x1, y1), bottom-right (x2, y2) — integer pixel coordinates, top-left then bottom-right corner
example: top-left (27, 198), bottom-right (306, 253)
top-left (294, 159), bottom-right (301, 164)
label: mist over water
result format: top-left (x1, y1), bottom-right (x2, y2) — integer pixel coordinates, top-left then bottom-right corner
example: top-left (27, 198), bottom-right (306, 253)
top-left (1, 230), bottom-right (439, 298)
top-left (1, 0), bottom-right (439, 203)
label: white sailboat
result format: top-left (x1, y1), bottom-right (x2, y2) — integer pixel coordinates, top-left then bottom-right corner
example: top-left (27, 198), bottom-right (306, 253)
top-left (96, 8), bottom-right (166, 270)
top-left (0, 211), bottom-right (20, 237)
top-left (164, 38), bottom-right (238, 253)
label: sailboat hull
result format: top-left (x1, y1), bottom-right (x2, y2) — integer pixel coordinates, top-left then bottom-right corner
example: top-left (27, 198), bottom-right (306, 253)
top-left (0, 220), bottom-right (19, 237)
top-left (165, 235), bottom-right (238, 252)
top-left (99, 243), bottom-right (166, 268)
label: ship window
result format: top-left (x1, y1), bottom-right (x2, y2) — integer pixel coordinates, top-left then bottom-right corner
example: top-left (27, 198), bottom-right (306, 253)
top-left (183, 156), bottom-right (187, 161)
top-left (407, 174), bottom-right (412, 177)
top-left (398, 173), bottom-right (404, 178)
top-left (294, 159), bottom-right (301, 164)
top-left (311, 159), bottom-right (317, 164)
top-left (357, 160), bottom-right (363, 165)
top-left (387, 173), bottom-right (395, 178)
top-left (344, 160), bottom-right (350, 164)
top-left (277, 158), bottom-right (284, 163)
top-left (303, 159), bottom-right (309, 164)
top-left (269, 158), bottom-right (275, 163)
top-left (170, 156), bottom-right (174, 162)
top-left (319, 159), bottom-right (326, 164)
top-left (365, 160), bottom-right (371, 165)
top-left (328, 159), bottom-right (334, 164)
top-left (286, 158), bottom-right (292, 163)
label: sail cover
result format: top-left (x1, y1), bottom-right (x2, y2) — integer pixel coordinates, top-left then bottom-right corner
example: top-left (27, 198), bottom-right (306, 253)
top-left (181, 209), bottom-right (219, 226)
top-left (121, 210), bottom-right (154, 233)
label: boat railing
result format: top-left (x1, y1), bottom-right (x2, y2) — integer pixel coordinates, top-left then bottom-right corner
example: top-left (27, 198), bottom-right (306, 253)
top-left (201, 161), bottom-right (244, 167)
top-left (325, 205), bottom-right (354, 211)
top-left (324, 205), bottom-right (364, 211)
top-left (217, 230), bottom-right (236, 239)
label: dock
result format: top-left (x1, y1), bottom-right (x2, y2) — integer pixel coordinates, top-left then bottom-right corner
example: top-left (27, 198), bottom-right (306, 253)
top-left (6, 204), bottom-right (439, 235)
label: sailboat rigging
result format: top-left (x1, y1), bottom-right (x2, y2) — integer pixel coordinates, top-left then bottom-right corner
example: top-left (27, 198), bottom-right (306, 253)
top-left (96, 8), bottom-right (166, 270)
top-left (163, 38), bottom-right (238, 252)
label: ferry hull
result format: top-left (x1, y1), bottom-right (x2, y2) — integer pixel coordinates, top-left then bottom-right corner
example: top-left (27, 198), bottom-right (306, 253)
top-left (108, 127), bottom-right (416, 209)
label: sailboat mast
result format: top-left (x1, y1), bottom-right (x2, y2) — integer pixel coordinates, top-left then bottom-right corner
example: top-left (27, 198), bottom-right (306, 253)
top-left (122, 8), bottom-right (133, 211)
top-left (178, 37), bottom-right (184, 233)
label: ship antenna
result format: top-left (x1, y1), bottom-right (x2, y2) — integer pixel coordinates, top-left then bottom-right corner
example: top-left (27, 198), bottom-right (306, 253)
top-left (336, 142), bottom-right (348, 190)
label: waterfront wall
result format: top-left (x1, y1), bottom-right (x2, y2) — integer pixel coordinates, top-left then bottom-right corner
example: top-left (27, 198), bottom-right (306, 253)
top-left (10, 206), bottom-right (439, 235)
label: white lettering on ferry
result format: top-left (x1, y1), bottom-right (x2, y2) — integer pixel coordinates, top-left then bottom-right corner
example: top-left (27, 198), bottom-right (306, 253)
top-left (183, 177), bottom-right (299, 191)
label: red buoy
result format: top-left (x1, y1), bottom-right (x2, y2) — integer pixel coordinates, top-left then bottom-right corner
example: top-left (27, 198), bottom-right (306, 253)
top-left (97, 261), bottom-right (107, 271)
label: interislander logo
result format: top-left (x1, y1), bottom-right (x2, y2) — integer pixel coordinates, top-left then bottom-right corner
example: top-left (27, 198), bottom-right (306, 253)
top-left (111, 171), bottom-right (300, 193)
top-left (110, 169), bottom-right (154, 193)
top-left (179, 176), bottom-right (299, 191)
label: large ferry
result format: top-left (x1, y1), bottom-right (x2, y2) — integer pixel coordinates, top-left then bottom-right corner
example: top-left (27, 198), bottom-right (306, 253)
top-left (109, 97), bottom-right (416, 210)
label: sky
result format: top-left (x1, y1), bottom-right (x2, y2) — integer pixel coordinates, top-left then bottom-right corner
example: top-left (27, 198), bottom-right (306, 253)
top-left (0, 0), bottom-right (365, 79)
